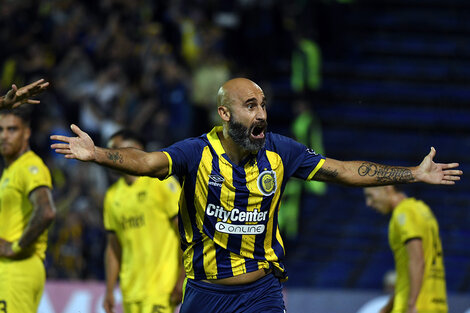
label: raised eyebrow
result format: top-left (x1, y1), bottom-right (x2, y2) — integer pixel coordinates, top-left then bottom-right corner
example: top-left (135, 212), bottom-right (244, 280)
top-left (245, 97), bottom-right (257, 104)
top-left (245, 97), bottom-right (266, 104)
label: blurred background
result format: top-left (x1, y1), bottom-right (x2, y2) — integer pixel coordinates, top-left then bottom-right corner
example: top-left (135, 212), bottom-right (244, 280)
top-left (1, 0), bottom-right (469, 312)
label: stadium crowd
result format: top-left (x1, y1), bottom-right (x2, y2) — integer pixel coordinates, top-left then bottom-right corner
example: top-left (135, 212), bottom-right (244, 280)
top-left (0, 0), bottom-right (331, 280)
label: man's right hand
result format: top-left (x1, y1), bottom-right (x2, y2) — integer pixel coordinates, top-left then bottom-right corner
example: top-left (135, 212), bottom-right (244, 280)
top-left (103, 291), bottom-right (116, 313)
top-left (0, 79), bottom-right (49, 109)
top-left (50, 124), bottom-right (96, 161)
top-left (0, 238), bottom-right (15, 258)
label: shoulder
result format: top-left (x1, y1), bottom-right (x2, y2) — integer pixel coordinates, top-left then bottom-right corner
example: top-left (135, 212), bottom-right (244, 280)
top-left (161, 133), bottom-right (212, 177)
top-left (265, 132), bottom-right (297, 148)
top-left (19, 151), bottom-right (50, 173)
top-left (162, 175), bottom-right (181, 191)
top-left (160, 135), bottom-right (208, 165)
top-left (392, 198), bottom-right (424, 223)
top-left (396, 197), bottom-right (424, 214)
top-left (147, 175), bottom-right (181, 193)
top-left (163, 135), bottom-right (208, 153)
top-left (15, 152), bottom-right (52, 189)
top-left (105, 178), bottom-right (123, 198)
top-left (265, 132), bottom-right (316, 152)
top-left (265, 132), bottom-right (318, 160)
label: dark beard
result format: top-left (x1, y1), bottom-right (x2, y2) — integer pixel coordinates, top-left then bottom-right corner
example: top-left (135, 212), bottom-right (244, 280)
top-left (228, 118), bottom-right (266, 151)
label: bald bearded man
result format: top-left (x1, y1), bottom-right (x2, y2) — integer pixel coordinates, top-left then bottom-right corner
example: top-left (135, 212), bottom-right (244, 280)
top-left (50, 78), bottom-right (462, 313)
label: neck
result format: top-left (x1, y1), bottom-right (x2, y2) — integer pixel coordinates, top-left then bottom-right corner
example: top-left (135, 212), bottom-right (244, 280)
top-left (219, 128), bottom-right (251, 165)
top-left (4, 146), bottom-right (30, 167)
top-left (390, 192), bottom-right (407, 210)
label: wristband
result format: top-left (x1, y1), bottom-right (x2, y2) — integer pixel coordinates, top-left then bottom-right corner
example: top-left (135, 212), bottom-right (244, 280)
top-left (11, 241), bottom-right (22, 254)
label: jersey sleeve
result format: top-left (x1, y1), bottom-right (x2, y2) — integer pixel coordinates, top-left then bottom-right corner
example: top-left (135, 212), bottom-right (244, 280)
top-left (394, 206), bottom-right (424, 244)
top-left (161, 176), bottom-right (181, 219)
top-left (103, 189), bottom-right (116, 232)
top-left (21, 160), bottom-right (52, 195)
top-left (269, 133), bottom-right (325, 180)
top-left (160, 137), bottom-right (203, 178)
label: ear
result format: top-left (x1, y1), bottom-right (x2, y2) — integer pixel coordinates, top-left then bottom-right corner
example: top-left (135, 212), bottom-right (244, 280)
top-left (24, 126), bottom-right (31, 142)
top-left (218, 106), bottom-right (230, 122)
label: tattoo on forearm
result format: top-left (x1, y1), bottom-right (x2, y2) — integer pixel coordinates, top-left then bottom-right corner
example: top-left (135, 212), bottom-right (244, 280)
top-left (315, 167), bottom-right (339, 181)
top-left (22, 189), bottom-right (55, 247)
top-left (358, 162), bottom-right (414, 183)
top-left (21, 208), bottom-right (45, 247)
top-left (107, 152), bottom-right (123, 164)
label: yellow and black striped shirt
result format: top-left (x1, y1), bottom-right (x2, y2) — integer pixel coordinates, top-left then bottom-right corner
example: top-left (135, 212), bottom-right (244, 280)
top-left (162, 126), bottom-right (325, 280)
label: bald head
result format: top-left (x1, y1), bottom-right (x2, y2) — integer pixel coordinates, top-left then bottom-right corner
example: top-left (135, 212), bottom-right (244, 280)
top-left (217, 78), bottom-right (263, 109)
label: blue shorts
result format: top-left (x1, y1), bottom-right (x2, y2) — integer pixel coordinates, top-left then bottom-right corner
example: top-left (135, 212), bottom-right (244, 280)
top-left (180, 273), bottom-right (286, 313)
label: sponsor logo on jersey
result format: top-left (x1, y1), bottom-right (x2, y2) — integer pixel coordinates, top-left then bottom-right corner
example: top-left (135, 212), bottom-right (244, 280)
top-left (137, 191), bottom-right (147, 202)
top-left (257, 170), bottom-right (276, 196)
top-left (120, 214), bottom-right (145, 230)
top-left (215, 222), bottom-right (265, 235)
top-left (208, 174), bottom-right (224, 187)
top-left (205, 203), bottom-right (268, 235)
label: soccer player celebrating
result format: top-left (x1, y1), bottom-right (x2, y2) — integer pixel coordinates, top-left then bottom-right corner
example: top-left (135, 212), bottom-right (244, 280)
top-left (364, 186), bottom-right (447, 313)
top-left (50, 78), bottom-right (462, 313)
top-left (102, 130), bottom-right (184, 313)
top-left (0, 107), bottom-right (56, 313)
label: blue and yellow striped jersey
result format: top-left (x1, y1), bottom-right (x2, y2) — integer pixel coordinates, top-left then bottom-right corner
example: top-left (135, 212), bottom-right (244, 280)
top-left (162, 126), bottom-right (325, 280)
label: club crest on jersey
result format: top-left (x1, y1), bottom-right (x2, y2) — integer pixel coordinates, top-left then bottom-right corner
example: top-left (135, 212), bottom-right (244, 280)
top-left (29, 166), bottom-right (39, 175)
top-left (257, 170), bottom-right (276, 196)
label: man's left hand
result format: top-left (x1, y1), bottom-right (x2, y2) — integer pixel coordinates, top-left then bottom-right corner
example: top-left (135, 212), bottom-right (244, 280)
top-left (170, 285), bottom-right (183, 305)
top-left (416, 147), bottom-right (462, 185)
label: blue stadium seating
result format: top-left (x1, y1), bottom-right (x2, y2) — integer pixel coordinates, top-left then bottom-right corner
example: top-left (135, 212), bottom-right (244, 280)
top-left (283, 0), bottom-right (470, 291)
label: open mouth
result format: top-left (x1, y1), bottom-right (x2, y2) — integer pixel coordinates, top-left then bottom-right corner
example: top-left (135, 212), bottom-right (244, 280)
top-left (250, 124), bottom-right (266, 139)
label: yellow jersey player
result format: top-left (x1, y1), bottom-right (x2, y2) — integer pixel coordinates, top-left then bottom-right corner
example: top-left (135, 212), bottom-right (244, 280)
top-left (102, 130), bottom-right (184, 313)
top-left (0, 107), bottom-right (56, 313)
top-left (364, 186), bottom-right (447, 313)
top-left (51, 78), bottom-right (461, 313)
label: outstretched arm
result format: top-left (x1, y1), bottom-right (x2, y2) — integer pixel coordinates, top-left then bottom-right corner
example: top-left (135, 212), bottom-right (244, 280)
top-left (313, 147), bottom-right (462, 186)
top-left (51, 124), bottom-right (170, 178)
top-left (0, 79), bottom-right (50, 109)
